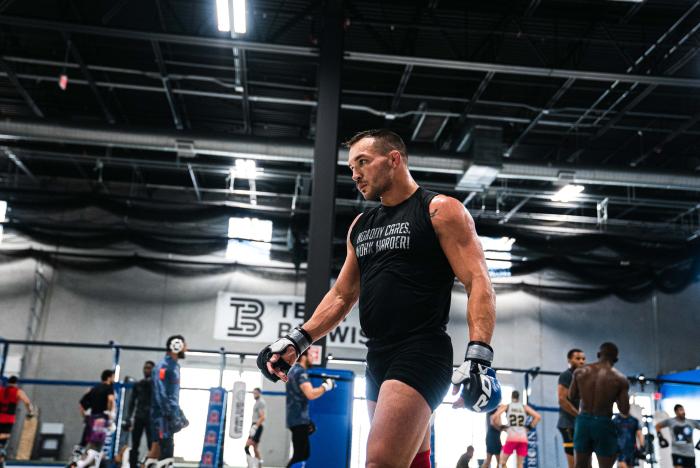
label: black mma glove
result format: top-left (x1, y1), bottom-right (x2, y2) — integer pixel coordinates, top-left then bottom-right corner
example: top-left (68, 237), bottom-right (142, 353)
top-left (257, 327), bottom-right (312, 382)
top-left (657, 432), bottom-right (669, 448)
top-left (695, 439), bottom-right (700, 451)
top-left (451, 341), bottom-right (502, 413)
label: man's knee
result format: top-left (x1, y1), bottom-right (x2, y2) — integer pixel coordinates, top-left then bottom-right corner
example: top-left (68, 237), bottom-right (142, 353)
top-left (366, 447), bottom-right (407, 468)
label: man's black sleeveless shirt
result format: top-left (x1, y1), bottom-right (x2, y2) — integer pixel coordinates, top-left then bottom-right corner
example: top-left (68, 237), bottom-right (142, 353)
top-left (350, 187), bottom-right (455, 348)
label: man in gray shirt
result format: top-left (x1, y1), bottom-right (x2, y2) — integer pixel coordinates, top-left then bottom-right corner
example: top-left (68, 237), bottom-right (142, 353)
top-left (245, 388), bottom-right (266, 467)
top-left (558, 348), bottom-right (586, 468)
top-left (656, 404), bottom-right (700, 468)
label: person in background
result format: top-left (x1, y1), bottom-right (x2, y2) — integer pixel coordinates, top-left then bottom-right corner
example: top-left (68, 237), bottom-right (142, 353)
top-left (285, 350), bottom-right (334, 468)
top-left (656, 404), bottom-right (700, 468)
top-left (612, 412), bottom-right (643, 468)
top-left (0, 376), bottom-right (34, 468)
top-left (558, 348), bottom-right (586, 468)
top-left (125, 361), bottom-right (154, 468)
top-left (245, 388), bottom-right (266, 468)
top-left (456, 445), bottom-right (475, 468)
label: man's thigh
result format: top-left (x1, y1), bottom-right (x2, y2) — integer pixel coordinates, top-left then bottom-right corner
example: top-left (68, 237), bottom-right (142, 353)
top-left (366, 379), bottom-right (432, 467)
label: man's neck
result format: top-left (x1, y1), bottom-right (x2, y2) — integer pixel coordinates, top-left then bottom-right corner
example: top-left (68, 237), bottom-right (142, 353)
top-left (379, 177), bottom-right (419, 207)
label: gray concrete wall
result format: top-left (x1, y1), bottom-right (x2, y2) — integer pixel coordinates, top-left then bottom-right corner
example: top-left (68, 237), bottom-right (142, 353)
top-left (1, 261), bottom-right (697, 466)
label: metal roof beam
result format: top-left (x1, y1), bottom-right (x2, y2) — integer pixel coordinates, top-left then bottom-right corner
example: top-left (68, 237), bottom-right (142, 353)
top-left (151, 41), bottom-right (183, 130)
top-left (0, 57), bottom-right (44, 118)
top-left (2, 16), bottom-right (700, 88)
top-left (63, 34), bottom-right (116, 124)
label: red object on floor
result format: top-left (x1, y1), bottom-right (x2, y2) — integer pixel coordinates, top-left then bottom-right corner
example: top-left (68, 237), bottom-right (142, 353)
top-left (409, 449), bottom-right (431, 468)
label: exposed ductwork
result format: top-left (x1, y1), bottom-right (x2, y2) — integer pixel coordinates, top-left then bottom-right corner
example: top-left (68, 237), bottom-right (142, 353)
top-left (1, 118), bottom-right (699, 191)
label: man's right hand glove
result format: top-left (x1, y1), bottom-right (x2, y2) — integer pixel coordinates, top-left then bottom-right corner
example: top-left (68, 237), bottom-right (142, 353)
top-left (121, 419), bottom-right (132, 432)
top-left (321, 378), bottom-right (335, 392)
top-left (657, 432), bottom-right (669, 448)
top-left (451, 341), bottom-right (501, 413)
top-left (257, 327), bottom-right (312, 383)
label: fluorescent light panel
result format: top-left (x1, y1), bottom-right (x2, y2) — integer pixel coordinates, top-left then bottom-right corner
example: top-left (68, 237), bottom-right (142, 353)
top-left (228, 217), bottom-right (272, 242)
top-left (232, 0), bottom-right (247, 34)
top-left (232, 159), bottom-right (257, 179)
top-left (216, 0), bottom-right (247, 34)
top-left (216, 0), bottom-right (230, 32)
top-left (551, 184), bottom-right (585, 203)
top-left (0, 200), bottom-right (6, 222)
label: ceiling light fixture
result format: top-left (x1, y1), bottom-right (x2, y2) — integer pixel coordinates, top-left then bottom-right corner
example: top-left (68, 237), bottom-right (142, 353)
top-left (551, 184), bottom-right (585, 203)
top-left (216, 0), bottom-right (247, 34)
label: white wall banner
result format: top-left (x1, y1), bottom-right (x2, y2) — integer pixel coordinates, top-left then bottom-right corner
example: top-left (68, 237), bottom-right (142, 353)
top-left (214, 292), bottom-right (367, 349)
top-left (229, 381), bottom-right (246, 439)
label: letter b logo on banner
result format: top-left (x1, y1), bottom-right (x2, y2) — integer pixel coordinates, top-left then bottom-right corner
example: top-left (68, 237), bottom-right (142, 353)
top-left (227, 298), bottom-right (264, 337)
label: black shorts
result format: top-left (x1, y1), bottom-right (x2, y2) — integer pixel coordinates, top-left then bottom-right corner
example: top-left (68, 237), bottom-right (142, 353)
top-left (250, 425), bottom-right (263, 443)
top-left (365, 333), bottom-right (453, 411)
top-left (558, 426), bottom-right (574, 455)
top-left (486, 430), bottom-right (502, 455)
top-left (0, 423), bottom-right (13, 435)
top-left (672, 454), bottom-right (696, 467)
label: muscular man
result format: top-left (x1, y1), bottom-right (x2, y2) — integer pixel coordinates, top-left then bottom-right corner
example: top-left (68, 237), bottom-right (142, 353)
top-left (149, 335), bottom-right (189, 468)
top-left (125, 361), bottom-right (154, 468)
top-left (245, 388), bottom-right (266, 468)
top-left (257, 129), bottom-right (499, 468)
top-left (612, 413), bottom-right (643, 468)
top-left (655, 404), bottom-right (700, 468)
top-left (569, 342), bottom-right (630, 468)
top-left (491, 390), bottom-right (541, 468)
top-left (285, 351), bottom-right (334, 468)
top-left (558, 349), bottom-right (586, 468)
top-left (0, 376), bottom-right (34, 468)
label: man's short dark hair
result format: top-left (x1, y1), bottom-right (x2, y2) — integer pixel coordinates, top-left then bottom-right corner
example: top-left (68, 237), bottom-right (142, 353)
top-left (567, 348), bottom-right (583, 359)
top-left (598, 342), bottom-right (618, 361)
top-left (674, 404), bottom-right (684, 412)
top-left (144, 360), bottom-right (155, 367)
top-left (253, 387), bottom-right (261, 393)
top-left (7, 375), bottom-right (18, 384)
top-left (343, 129), bottom-right (407, 160)
top-left (512, 390), bottom-right (520, 400)
top-left (101, 369), bottom-right (115, 381)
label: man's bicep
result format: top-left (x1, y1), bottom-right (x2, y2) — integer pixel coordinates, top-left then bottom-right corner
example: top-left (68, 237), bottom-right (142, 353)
top-left (299, 382), bottom-right (315, 399)
top-left (557, 384), bottom-right (569, 399)
top-left (431, 197), bottom-right (489, 287)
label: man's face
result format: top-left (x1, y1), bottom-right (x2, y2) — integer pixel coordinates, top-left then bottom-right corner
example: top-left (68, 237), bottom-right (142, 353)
top-left (348, 138), bottom-right (396, 201)
top-left (253, 389), bottom-right (260, 400)
top-left (178, 343), bottom-right (188, 360)
top-left (467, 447), bottom-right (474, 457)
top-left (569, 352), bottom-right (586, 369)
top-left (143, 363), bottom-right (154, 378)
top-left (675, 406), bottom-right (685, 419)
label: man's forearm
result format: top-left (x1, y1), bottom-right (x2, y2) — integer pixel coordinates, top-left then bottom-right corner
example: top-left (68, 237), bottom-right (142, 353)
top-left (466, 280), bottom-right (496, 343)
top-left (301, 288), bottom-right (355, 341)
top-left (560, 399), bottom-right (578, 417)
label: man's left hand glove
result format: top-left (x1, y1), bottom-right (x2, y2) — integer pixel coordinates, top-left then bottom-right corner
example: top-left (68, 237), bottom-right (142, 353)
top-left (451, 341), bottom-right (501, 413)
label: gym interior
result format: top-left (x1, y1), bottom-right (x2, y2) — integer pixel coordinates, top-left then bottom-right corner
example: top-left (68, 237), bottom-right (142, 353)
top-left (0, 1), bottom-right (699, 468)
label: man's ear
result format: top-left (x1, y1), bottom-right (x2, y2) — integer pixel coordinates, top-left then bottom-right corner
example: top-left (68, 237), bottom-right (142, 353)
top-left (389, 150), bottom-right (402, 167)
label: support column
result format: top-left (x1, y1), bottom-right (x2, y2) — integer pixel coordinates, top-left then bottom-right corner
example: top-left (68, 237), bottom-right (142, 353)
top-left (304, 0), bottom-right (344, 365)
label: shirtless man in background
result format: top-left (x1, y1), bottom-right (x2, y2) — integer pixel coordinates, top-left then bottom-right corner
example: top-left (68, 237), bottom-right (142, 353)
top-left (569, 342), bottom-right (630, 468)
